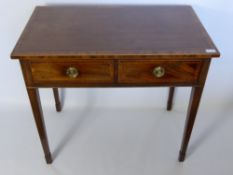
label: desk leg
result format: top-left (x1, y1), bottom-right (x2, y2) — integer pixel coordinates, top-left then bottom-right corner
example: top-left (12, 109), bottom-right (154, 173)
top-left (53, 88), bottom-right (61, 112)
top-left (27, 88), bottom-right (52, 164)
top-left (167, 87), bottom-right (175, 111)
top-left (178, 86), bottom-right (204, 162)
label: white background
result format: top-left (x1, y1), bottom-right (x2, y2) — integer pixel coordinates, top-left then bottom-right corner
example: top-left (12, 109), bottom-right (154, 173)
top-left (0, 0), bottom-right (233, 175)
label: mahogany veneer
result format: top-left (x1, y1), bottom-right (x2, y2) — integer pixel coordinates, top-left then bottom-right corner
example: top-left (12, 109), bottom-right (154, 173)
top-left (11, 5), bottom-right (220, 164)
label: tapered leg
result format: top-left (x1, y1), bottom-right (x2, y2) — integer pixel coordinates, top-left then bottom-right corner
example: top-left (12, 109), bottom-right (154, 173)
top-left (53, 88), bottom-right (61, 112)
top-left (26, 88), bottom-right (52, 164)
top-left (178, 86), bottom-right (204, 162)
top-left (167, 87), bottom-right (175, 111)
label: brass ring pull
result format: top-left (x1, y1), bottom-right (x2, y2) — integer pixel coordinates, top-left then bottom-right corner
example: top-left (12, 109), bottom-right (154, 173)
top-left (153, 66), bottom-right (165, 78)
top-left (66, 67), bottom-right (79, 78)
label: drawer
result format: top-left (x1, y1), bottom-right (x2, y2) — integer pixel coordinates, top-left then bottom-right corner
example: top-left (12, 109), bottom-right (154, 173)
top-left (118, 60), bottom-right (202, 84)
top-left (29, 60), bottom-right (114, 84)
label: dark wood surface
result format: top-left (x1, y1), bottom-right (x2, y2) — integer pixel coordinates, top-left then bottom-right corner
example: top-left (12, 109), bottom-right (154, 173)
top-left (22, 59), bottom-right (207, 87)
top-left (30, 60), bottom-right (114, 84)
top-left (12, 5), bottom-right (220, 164)
top-left (118, 60), bottom-right (202, 84)
top-left (179, 86), bottom-right (206, 161)
top-left (26, 88), bottom-right (52, 163)
top-left (52, 88), bottom-right (61, 112)
top-left (179, 59), bottom-right (210, 161)
top-left (11, 5), bottom-right (219, 59)
top-left (167, 87), bottom-right (175, 111)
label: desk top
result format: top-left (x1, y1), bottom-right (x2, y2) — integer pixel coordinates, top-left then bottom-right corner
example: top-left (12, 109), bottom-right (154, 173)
top-left (11, 5), bottom-right (220, 59)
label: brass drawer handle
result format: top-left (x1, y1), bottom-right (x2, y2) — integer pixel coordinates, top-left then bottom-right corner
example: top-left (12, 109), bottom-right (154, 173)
top-left (66, 67), bottom-right (79, 78)
top-left (153, 66), bottom-right (165, 78)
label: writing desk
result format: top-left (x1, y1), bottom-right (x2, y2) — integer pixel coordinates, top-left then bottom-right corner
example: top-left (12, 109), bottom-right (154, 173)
top-left (11, 5), bottom-right (220, 164)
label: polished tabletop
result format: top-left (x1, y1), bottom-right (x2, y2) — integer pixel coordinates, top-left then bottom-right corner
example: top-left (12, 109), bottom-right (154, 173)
top-left (11, 5), bottom-right (219, 59)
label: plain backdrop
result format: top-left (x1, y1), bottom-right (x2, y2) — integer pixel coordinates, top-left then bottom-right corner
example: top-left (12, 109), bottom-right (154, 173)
top-left (0, 0), bottom-right (233, 175)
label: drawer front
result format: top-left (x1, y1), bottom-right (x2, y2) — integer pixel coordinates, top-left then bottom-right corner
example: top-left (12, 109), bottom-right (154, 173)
top-left (118, 60), bottom-right (202, 84)
top-left (30, 60), bottom-right (114, 84)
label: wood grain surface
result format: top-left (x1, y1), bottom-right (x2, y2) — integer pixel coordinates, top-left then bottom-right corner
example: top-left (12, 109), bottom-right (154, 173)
top-left (11, 5), bottom-right (220, 59)
top-left (118, 60), bottom-right (202, 84)
top-left (30, 60), bottom-right (114, 84)
top-left (12, 5), bottom-right (220, 163)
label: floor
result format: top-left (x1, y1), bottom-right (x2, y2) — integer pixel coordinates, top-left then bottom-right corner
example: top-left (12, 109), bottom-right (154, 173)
top-left (1, 103), bottom-right (233, 175)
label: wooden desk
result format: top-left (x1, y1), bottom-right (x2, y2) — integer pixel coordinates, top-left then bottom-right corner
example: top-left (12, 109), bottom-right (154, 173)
top-left (11, 5), bottom-right (220, 164)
